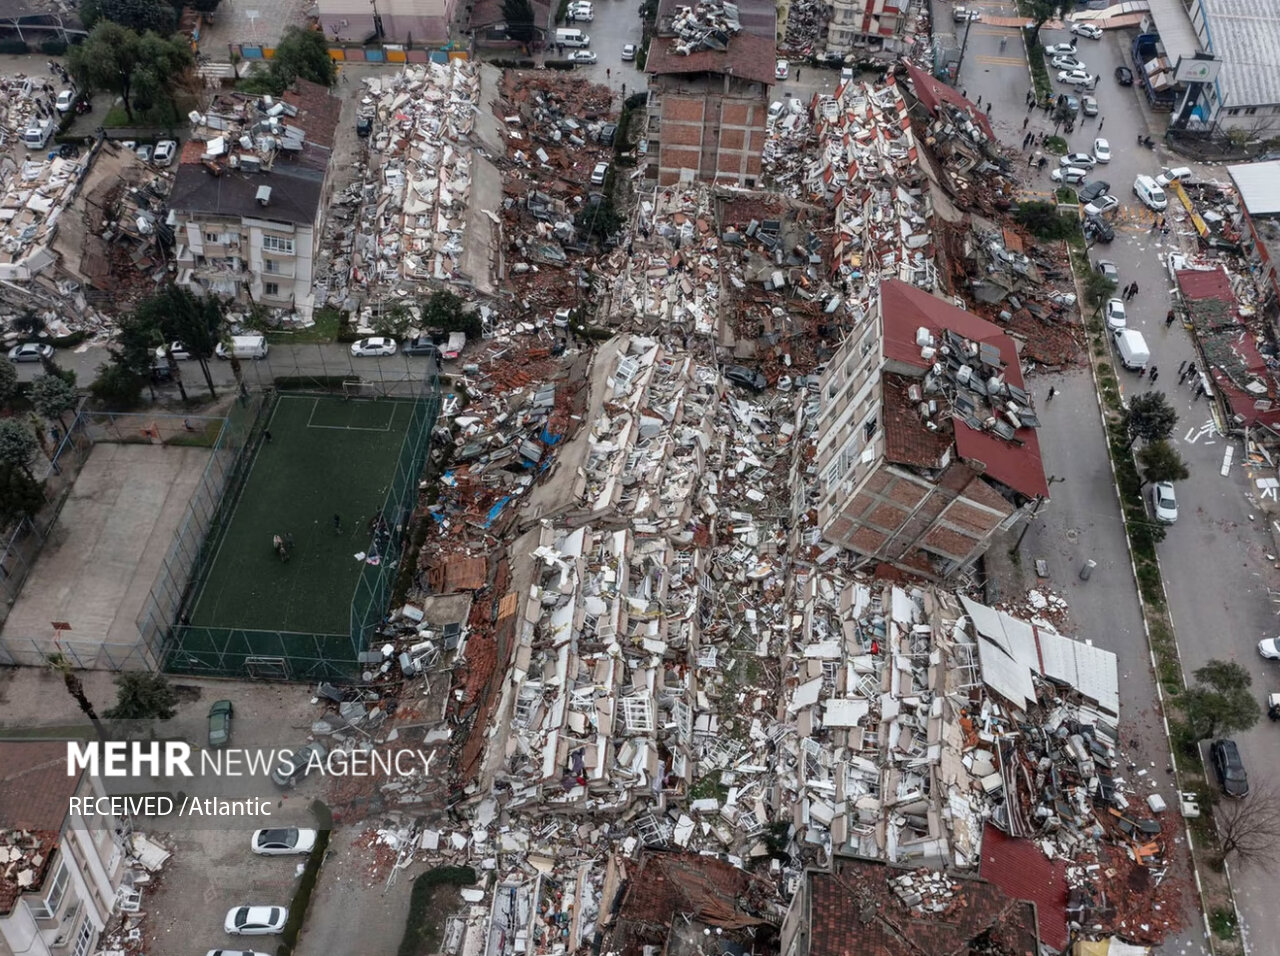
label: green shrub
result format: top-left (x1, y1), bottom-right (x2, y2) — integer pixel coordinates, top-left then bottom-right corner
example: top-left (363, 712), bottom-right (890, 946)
top-left (273, 376), bottom-right (351, 391)
top-left (1012, 201), bottom-right (1077, 241)
top-left (51, 330), bottom-right (88, 349)
top-left (398, 866), bottom-right (478, 956)
top-left (41, 38), bottom-right (68, 55)
top-left (275, 827), bottom-right (331, 955)
top-left (1043, 135), bottom-right (1068, 155)
top-left (0, 39), bottom-right (29, 54)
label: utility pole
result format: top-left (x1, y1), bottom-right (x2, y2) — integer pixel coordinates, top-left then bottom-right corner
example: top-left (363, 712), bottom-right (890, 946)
top-left (954, 14), bottom-right (975, 86)
top-left (1013, 475), bottom-right (1065, 550)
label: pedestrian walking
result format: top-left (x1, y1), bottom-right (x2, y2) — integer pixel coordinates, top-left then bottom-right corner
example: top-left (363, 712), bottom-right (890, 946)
top-left (1022, 116), bottom-right (1030, 130)
top-left (1150, 217), bottom-right (1160, 231)
top-left (1027, 99), bottom-right (1035, 112)
top-left (1161, 224), bottom-right (1170, 237)
top-left (976, 94), bottom-right (982, 106)
top-left (1047, 386), bottom-right (1058, 401)
top-left (795, 68), bottom-right (801, 80)
top-left (1167, 310), bottom-right (1177, 327)
top-left (1194, 381), bottom-right (1206, 400)
top-left (1038, 156), bottom-right (1048, 171)
top-left (1149, 366), bottom-right (1159, 384)
top-left (986, 102), bottom-right (993, 114)
top-left (1026, 89), bottom-right (1034, 105)
top-left (263, 429), bottom-right (272, 443)
top-left (1178, 360), bottom-right (1188, 376)
top-left (1028, 153), bottom-right (1035, 167)
top-left (1186, 362), bottom-right (1197, 382)
top-left (333, 513), bottom-right (343, 534)
top-left (606, 68), bottom-right (611, 79)
top-left (1000, 36), bottom-right (1007, 51)
top-left (1130, 282), bottom-right (1139, 299)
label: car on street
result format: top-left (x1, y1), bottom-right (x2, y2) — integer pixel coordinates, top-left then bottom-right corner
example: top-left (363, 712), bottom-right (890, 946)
top-left (1259, 637), bottom-right (1280, 660)
top-left (1051, 166), bottom-right (1090, 184)
top-left (1133, 174), bottom-right (1168, 210)
top-left (1071, 21), bottom-right (1103, 39)
top-left (1077, 180), bottom-right (1110, 203)
top-left (224, 906), bottom-right (288, 936)
top-left (1084, 194), bottom-right (1119, 217)
top-left (1104, 298), bottom-right (1127, 330)
top-left (135, 144), bottom-right (153, 163)
top-left (1114, 65), bottom-right (1134, 85)
top-left (724, 365), bottom-right (767, 392)
top-left (402, 336), bottom-right (442, 358)
top-left (8, 342), bottom-right (52, 363)
top-left (590, 161), bottom-right (609, 185)
top-left (1151, 481), bottom-right (1178, 522)
top-left (251, 828), bottom-right (318, 855)
top-left (207, 699), bottom-right (233, 748)
top-left (1062, 94), bottom-right (1081, 113)
top-left (569, 50), bottom-right (598, 63)
top-left (1061, 152), bottom-right (1097, 169)
top-left (350, 336), bottom-right (397, 357)
top-left (1056, 69), bottom-right (1095, 87)
top-left (1092, 137), bottom-right (1111, 163)
top-left (1083, 214), bottom-right (1113, 243)
top-left (621, 43), bottom-right (636, 60)
top-left (152, 139), bottom-right (177, 166)
top-left (1082, 94), bottom-right (1098, 116)
top-left (1051, 54), bottom-right (1086, 70)
top-left (775, 59), bottom-right (789, 79)
top-left (155, 342), bottom-right (193, 361)
top-left (952, 6), bottom-right (980, 19)
top-left (1094, 259), bottom-right (1119, 282)
top-left (1044, 42), bottom-right (1077, 55)
top-left (55, 88), bottom-right (78, 112)
top-left (270, 741), bottom-right (328, 787)
top-left (1211, 739), bottom-right (1249, 798)
top-left (1156, 165), bottom-right (1193, 187)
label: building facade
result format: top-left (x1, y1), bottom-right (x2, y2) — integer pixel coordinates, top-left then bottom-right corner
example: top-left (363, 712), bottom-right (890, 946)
top-left (827, 0), bottom-right (905, 54)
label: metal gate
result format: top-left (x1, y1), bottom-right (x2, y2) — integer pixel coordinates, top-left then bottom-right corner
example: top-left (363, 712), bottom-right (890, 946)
top-left (245, 656), bottom-right (290, 680)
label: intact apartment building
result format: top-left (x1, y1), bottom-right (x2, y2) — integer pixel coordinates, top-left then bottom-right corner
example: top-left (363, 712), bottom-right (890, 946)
top-left (827, 0), bottom-right (906, 54)
top-left (812, 279), bottom-right (1049, 581)
top-left (169, 80), bottom-right (341, 321)
top-left (0, 742), bottom-right (126, 956)
top-left (645, 0), bottom-right (777, 187)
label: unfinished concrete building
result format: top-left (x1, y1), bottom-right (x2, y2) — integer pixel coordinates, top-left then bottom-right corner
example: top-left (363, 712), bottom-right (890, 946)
top-left (812, 278), bottom-right (1049, 581)
top-left (827, 0), bottom-right (906, 55)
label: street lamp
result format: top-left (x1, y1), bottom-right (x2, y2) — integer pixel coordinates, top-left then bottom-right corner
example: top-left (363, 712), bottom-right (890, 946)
top-left (1013, 474), bottom-right (1066, 551)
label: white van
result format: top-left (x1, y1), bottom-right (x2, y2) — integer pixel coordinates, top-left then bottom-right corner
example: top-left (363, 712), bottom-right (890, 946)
top-left (1113, 329), bottom-right (1150, 370)
top-left (554, 28), bottom-right (590, 47)
top-left (22, 119), bottom-right (55, 151)
top-left (1133, 174), bottom-right (1168, 211)
top-left (215, 334), bottom-right (269, 360)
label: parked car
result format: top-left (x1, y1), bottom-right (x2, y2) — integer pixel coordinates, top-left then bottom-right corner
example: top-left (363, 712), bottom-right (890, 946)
top-left (569, 50), bottom-right (598, 63)
top-left (1114, 65), bottom-right (1134, 85)
top-left (401, 336), bottom-right (442, 358)
top-left (1056, 69), bottom-right (1095, 87)
top-left (1211, 739), bottom-right (1249, 798)
top-left (1071, 21), bottom-right (1103, 39)
top-left (152, 139), bottom-right (177, 166)
top-left (590, 161), bottom-right (609, 185)
top-left (1083, 214), bottom-right (1114, 243)
top-left (621, 43), bottom-right (636, 60)
top-left (135, 144), bottom-right (153, 163)
top-left (1084, 194), bottom-right (1119, 217)
top-left (1092, 137), bottom-right (1111, 163)
top-left (1133, 174), bottom-right (1168, 211)
top-left (55, 88), bottom-right (78, 113)
top-left (1044, 42), bottom-right (1077, 55)
top-left (251, 828), bottom-right (318, 855)
top-left (1104, 297), bottom-right (1127, 330)
top-left (356, 115), bottom-right (373, 138)
top-left (1151, 481), bottom-right (1178, 522)
top-left (1062, 93), bottom-right (1081, 113)
top-left (1082, 94), bottom-right (1099, 116)
top-left (270, 741), bottom-right (328, 787)
top-left (1060, 152), bottom-right (1097, 169)
top-left (1258, 637), bottom-right (1280, 660)
top-left (155, 341), bottom-right (192, 361)
top-left (350, 336), bottom-right (397, 357)
top-left (1156, 165), bottom-right (1193, 187)
top-left (207, 700), bottom-right (233, 748)
top-left (8, 342), bottom-right (52, 363)
top-left (775, 59), bottom-right (789, 79)
top-left (1077, 180), bottom-right (1110, 203)
top-left (1051, 166), bottom-right (1090, 185)
top-left (1051, 54), bottom-right (1086, 70)
top-left (224, 906), bottom-right (288, 936)
top-left (724, 365), bottom-right (767, 392)
top-left (1094, 259), bottom-right (1119, 282)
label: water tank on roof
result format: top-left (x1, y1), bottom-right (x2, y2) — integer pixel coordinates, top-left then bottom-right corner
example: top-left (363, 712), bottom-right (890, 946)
top-left (915, 327), bottom-right (933, 347)
top-left (957, 366), bottom-right (972, 385)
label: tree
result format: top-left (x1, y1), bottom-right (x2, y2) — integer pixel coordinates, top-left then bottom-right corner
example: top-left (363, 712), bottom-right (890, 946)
top-left (1181, 659), bottom-right (1259, 741)
top-left (80, 0), bottom-right (175, 35)
top-left (30, 375), bottom-right (78, 431)
top-left (1137, 439), bottom-right (1189, 488)
top-left (1022, 0), bottom-right (1058, 45)
top-left (103, 671), bottom-right (178, 719)
top-left (268, 26), bottom-right (336, 90)
top-left (132, 285), bottom-right (225, 399)
top-left (1216, 779), bottom-right (1280, 870)
top-left (502, 0), bottom-right (535, 44)
top-left (0, 360), bottom-right (19, 410)
top-left (13, 310), bottom-right (45, 338)
top-left (421, 290), bottom-right (481, 339)
top-left (47, 653), bottom-right (106, 739)
top-left (0, 419), bottom-right (39, 475)
top-left (0, 462), bottom-right (45, 527)
top-left (1125, 391), bottom-right (1178, 449)
top-left (90, 362), bottom-right (146, 408)
top-left (1012, 200), bottom-right (1076, 241)
top-left (67, 22), bottom-right (192, 122)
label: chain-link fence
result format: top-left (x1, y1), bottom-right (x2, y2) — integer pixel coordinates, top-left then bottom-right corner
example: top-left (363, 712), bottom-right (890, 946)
top-left (184, 346), bottom-right (444, 400)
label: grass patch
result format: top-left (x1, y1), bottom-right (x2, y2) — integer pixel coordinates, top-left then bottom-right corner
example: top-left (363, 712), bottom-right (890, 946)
top-left (1043, 135), bottom-right (1068, 155)
top-left (267, 308), bottom-right (342, 345)
top-left (1210, 907), bottom-right (1239, 940)
top-left (1024, 28), bottom-right (1052, 103)
top-left (398, 866), bottom-right (478, 956)
top-left (689, 768), bottom-right (728, 802)
top-left (1055, 187), bottom-right (1077, 203)
top-left (275, 825), bottom-right (331, 955)
top-left (102, 101), bottom-right (183, 129)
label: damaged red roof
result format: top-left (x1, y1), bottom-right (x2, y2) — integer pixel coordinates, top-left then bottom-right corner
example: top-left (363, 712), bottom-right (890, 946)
top-left (644, 33), bottom-right (779, 87)
top-left (902, 62), bottom-right (995, 141)
top-left (979, 824), bottom-right (1069, 950)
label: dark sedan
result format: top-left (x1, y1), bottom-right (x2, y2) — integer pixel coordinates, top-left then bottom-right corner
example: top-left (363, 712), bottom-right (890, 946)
top-left (1077, 180), bottom-right (1110, 203)
top-left (1114, 65), bottom-right (1134, 86)
top-left (1211, 739), bottom-right (1249, 797)
top-left (401, 336), bottom-right (442, 358)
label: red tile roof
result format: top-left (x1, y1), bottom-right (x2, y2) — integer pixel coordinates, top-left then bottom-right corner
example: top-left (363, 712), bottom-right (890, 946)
top-left (978, 824), bottom-right (1069, 950)
top-left (882, 374), bottom-right (952, 469)
top-left (807, 859), bottom-right (1040, 956)
top-left (1175, 265), bottom-right (1233, 304)
top-left (645, 33), bottom-right (778, 88)
top-left (902, 62), bottom-right (995, 141)
top-left (879, 280), bottom-right (1049, 498)
top-left (0, 741), bottom-right (81, 916)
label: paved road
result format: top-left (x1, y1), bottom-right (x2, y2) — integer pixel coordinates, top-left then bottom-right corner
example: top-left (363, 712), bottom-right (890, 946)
top-left (555, 0), bottom-right (647, 99)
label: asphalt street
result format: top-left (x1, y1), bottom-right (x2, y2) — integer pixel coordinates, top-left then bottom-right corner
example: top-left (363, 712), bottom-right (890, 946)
top-left (553, 0), bottom-right (647, 99)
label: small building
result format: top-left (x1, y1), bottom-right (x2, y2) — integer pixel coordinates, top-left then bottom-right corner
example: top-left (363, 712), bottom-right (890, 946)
top-left (0, 741), bottom-right (127, 956)
top-left (827, 0), bottom-right (906, 55)
top-left (813, 278), bottom-right (1049, 581)
top-left (169, 80), bottom-right (341, 320)
top-left (318, 0), bottom-right (456, 45)
top-left (1226, 158), bottom-right (1280, 321)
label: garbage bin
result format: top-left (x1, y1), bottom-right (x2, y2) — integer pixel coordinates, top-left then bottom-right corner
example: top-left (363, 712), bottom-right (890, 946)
top-left (1079, 559), bottom-right (1096, 581)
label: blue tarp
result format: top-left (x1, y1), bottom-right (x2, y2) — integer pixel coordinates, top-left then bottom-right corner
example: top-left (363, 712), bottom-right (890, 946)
top-left (484, 496), bottom-right (512, 528)
top-left (540, 428), bottom-right (564, 446)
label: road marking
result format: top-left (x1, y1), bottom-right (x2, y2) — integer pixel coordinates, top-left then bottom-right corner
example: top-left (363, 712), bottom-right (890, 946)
top-left (1221, 444), bottom-right (1235, 477)
top-left (972, 55), bottom-right (1028, 66)
top-left (1184, 421), bottom-right (1216, 444)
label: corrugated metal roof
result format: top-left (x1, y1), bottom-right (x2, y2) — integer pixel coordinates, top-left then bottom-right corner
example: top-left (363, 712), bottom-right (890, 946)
top-left (1146, 0), bottom-right (1200, 63)
top-left (1200, 0), bottom-right (1280, 107)
top-left (1037, 629), bottom-right (1120, 715)
top-left (1227, 160), bottom-right (1280, 216)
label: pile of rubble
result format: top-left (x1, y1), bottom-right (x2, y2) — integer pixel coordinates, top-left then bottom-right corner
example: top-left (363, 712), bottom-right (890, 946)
top-left (782, 0), bottom-right (827, 54)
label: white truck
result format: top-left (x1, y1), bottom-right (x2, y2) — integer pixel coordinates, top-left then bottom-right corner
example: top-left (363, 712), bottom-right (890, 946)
top-left (21, 118), bottom-right (55, 151)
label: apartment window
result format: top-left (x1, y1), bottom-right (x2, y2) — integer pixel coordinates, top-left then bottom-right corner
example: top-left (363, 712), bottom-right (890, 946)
top-left (264, 282), bottom-right (280, 297)
top-left (72, 918), bottom-right (94, 956)
top-left (1246, 107), bottom-right (1258, 116)
top-left (264, 259), bottom-right (279, 274)
top-left (1228, 108), bottom-right (1241, 116)
top-left (29, 861), bottom-right (69, 918)
top-left (204, 232), bottom-right (219, 244)
top-left (262, 235), bottom-right (295, 255)
top-left (864, 416), bottom-right (878, 441)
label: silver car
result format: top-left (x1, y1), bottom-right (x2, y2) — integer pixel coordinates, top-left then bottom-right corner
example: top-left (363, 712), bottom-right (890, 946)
top-left (270, 741), bottom-right (328, 787)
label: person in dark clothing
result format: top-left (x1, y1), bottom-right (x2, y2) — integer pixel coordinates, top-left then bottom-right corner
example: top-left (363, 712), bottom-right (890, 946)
top-left (1166, 309), bottom-right (1177, 326)
top-left (263, 429), bottom-right (272, 443)
top-left (1149, 366), bottom-right (1159, 384)
top-left (1178, 360), bottom-right (1187, 376)
top-left (1047, 387), bottom-right (1058, 401)
top-left (1129, 282), bottom-right (1139, 299)
top-left (333, 513), bottom-right (342, 534)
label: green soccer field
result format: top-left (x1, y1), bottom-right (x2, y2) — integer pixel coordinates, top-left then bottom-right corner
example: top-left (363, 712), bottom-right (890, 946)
top-left (189, 394), bottom-right (413, 635)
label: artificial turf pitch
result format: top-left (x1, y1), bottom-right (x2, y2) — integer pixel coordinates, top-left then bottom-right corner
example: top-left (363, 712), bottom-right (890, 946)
top-left (189, 394), bottom-right (413, 635)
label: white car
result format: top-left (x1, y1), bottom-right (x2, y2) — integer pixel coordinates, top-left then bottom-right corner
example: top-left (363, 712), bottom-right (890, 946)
top-left (1085, 194), bottom-right (1119, 217)
top-left (1151, 481), bottom-right (1178, 523)
top-left (224, 906), bottom-right (288, 935)
top-left (621, 43), bottom-right (636, 60)
top-left (1051, 166), bottom-right (1090, 184)
top-left (1044, 42), bottom-right (1077, 55)
top-left (1057, 69), bottom-right (1095, 87)
top-left (55, 88), bottom-right (77, 113)
top-left (775, 59), bottom-right (789, 79)
top-left (567, 2), bottom-right (592, 15)
top-left (135, 144), bottom-right (153, 163)
top-left (152, 139), bottom-right (177, 166)
top-left (590, 161), bottom-right (609, 185)
top-left (1060, 152), bottom-right (1096, 169)
top-left (154, 341), bottom-right (192, 361)
top-left (350, 336), bottom-right (397, 357)
top-left (1166, 251), bottom-right (1193, 281)
top-left (1260, 638), bottom-right (1280, 660)
top-left (569, 50), bottom-right (598, 63)
top-left (1104, 297), bottom-right (1127, 330)
top-left (251, 828), bottom-right (318, 855)
top-left (1051, 55), bottom-right (1085, 70)
top-left (1071, 22), bottom-right (1103, 39)
top-left (1092, 137), bottom-right (1111, 163)
top-left (1133, 174), bottom-right (1168, 210)
top-left (1156, 165), bottom-right (1193, 187)
top-left (8, 342), bottom-right (53, 363)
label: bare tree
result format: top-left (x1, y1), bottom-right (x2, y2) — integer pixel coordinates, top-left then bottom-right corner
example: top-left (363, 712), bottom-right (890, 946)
top-left (1216, 779), bottom-right (1280, 870)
